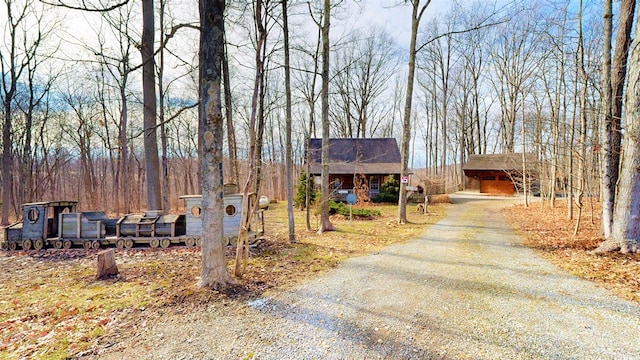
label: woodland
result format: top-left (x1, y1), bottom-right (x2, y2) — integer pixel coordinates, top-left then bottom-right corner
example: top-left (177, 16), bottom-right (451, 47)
top-left (2, 0), bottom-right (640, 287)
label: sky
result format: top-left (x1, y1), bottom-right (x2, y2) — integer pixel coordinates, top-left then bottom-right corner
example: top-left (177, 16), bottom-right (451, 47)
top-left (341, 0), bottom-right (454, 47)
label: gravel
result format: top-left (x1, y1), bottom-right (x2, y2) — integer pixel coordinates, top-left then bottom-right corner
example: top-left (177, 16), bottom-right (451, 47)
top-left (94, 193), bottom-right (640, 360)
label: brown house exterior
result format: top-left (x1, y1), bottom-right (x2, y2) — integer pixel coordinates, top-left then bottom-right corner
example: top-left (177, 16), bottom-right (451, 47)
top-left (308, 138), bottom-right (401, 201)
top-left (463, 153), bottom-right (537, 196)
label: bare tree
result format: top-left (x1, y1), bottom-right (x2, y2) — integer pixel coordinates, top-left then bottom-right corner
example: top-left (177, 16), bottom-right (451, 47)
top-left (318, 0), bottom-right (336, 232)
top-left (235, 0), bottom-right (271, 276)
top-left (398, 0), bottom-right (431, 224)
top-left (600, 0), bottom-right (636, 239)
top-left (141, 0), bottom-right (161, 211)
top-left (198, 0), bottom-right (233, 288)
top-left (600, 9), bottom-right (640, 253)
top-left (1, 0), bottom-right (52, 224)
top-left (331, 26), bottom-right (399, 138)
top-left (282, 0), bottom-right (295, 243)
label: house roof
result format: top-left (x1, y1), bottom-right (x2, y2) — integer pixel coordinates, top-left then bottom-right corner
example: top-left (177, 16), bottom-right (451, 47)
top-left (463, 153), bottom-right (537, 172)
top-left (308, 138), bottom-right (401, 175)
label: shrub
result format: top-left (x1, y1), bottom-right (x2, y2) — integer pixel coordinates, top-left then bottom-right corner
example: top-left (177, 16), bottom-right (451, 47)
top-left (328, 200), bottom-right (380, 218)
top-left (372, 175), bottom-right (399, 203)
top-left (428, 194), bottom-right (451, 204)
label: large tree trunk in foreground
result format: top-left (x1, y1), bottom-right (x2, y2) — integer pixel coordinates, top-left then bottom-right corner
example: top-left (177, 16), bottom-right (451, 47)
top-left (198, 0), bottom-right (233, 288)
top-left (601, 0), bottom-right (636, 239)
top-left (142, 0), bottom-right (162, 211)
top-left (596, 8), bottom-right (640, 254)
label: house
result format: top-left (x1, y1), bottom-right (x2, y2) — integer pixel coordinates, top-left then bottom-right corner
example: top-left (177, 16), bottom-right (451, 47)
top-left (308, 138), bottom-right (402, 201)
top-left (462, 153), bottom-right (537, 196)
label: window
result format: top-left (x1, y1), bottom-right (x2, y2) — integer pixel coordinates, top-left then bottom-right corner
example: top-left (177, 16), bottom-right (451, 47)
top-left (191, 206), bottom-right (202, 218)
top-left (370, 176), bottom-right (380, 190)
top-left (27, 207), bottom-right (39, 223)
top-left (225, 205), bottom-right (237, 216)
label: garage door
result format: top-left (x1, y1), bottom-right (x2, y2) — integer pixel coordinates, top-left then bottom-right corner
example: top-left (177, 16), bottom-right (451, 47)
top-left (480, 179), bottom-right (514, 195)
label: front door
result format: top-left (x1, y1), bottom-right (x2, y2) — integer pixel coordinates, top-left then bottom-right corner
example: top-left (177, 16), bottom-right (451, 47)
top-left (369, 176), bottom-right (380, 198)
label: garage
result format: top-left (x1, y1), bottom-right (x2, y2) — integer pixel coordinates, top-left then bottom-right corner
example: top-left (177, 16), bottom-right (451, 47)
top-left (462, 153), bottom-right (537, 196)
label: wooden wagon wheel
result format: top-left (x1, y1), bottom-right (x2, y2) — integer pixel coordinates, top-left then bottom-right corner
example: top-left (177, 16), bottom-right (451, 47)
top-left (1, 242), bottom-right (8, 251)
top-left (83, 241), bottom-right (92, 250)
top-left (149, 238), bottom-right (160, 248)
top-left (115, 239), bottom-right (125, 249)
top-left (229, 236), bottom-right (238, 247)
top-left (184, 237), bottom-right (196, 247)
top-left (124, 239), bottom-right (134, 249)
top-left (160, 238), bottom-right (171, 248)
top-left (196, 237), bottom-right (202, 247)
top-left (22, 239), bottom-right (32, 250)
top-left (53, 240), bottom-right (63, 249)
top-left (91, 241), bottom-right (100, 249)
top-left (33, 239), bottom-right (44, 250)
top-left (63, 240), bottom-right (72, 249)
top-left (9, 242), bottom-right (17, 251)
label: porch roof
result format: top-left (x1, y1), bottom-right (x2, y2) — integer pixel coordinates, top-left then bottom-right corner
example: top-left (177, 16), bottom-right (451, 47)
top-left (310, 162), bottom-right (402, 175)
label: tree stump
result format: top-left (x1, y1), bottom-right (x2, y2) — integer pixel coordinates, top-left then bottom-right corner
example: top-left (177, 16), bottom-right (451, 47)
top-left (96, 249), bottom-right (119, 279)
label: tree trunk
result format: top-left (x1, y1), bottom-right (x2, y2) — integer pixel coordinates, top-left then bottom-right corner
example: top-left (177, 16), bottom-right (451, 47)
top-left (235, 0), bottom-right (267, 277)
top-left (601, 0), bottom-right (635, 238)
top-left (158, 0), bottom-right (170, 213)
top-left (198, 0), bottom-right (233, 288)
top-left (319, 0), bottom-right (335, 233)
top-left (282, 0), bottom-right (296, 243)
top-left (398, 1), bottom-right (431, 224)
top-left (596, 9), bottom-right (640, 254)
top-left (142, 0), bottom-right (162, 211)
top-left (1, 104), bottom-right (12, 226)
top-left (221, 19), bottom-right (238, 185)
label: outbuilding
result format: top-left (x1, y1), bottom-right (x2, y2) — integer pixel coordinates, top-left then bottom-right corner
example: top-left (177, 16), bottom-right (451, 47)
top-left (462, 153), bottom-right (537, 196)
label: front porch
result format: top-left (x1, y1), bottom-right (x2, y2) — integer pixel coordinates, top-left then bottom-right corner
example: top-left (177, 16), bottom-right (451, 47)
top-left (314, 174), bottom-right (391, 202)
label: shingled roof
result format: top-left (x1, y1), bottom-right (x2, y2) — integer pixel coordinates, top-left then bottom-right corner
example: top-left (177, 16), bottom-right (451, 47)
top-left (463, 153), bottom-right (537, 171)
top-left (308, 138), bottom-right (401, 175)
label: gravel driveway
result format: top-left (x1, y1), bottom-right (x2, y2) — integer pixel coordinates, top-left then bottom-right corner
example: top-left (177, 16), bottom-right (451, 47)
top-left (99, 193), bottom-right (640, 360)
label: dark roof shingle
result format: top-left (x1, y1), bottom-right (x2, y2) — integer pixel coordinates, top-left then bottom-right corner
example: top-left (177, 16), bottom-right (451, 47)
top-left (308, 138), bottom-right (401, 175)
top-left (463, 153), bottom-right (537, 171)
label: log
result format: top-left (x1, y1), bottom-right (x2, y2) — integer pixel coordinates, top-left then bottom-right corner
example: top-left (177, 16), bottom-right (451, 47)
top-left (96, 249), bottom-right (119, 279)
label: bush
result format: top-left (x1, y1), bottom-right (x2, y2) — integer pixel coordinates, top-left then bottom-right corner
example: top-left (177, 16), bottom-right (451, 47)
top-left (328, 200), bottom-right (380, 218)
top-left (372, 175), bottom-right (399, 203)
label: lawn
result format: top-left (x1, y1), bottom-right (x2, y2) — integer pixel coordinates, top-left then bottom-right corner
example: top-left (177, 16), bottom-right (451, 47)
top-left (0, 201), bottom-right (446, 359)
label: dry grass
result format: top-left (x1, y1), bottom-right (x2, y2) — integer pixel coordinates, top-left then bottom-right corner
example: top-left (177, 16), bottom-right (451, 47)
top-left (504, 199), bottom-right (640, 304)
top-left (5, 197), bottom-right (639, 359)
top-left (428, 194), bottom-right (451, 204)
top-left (0, 202), bottom-right (446, 359)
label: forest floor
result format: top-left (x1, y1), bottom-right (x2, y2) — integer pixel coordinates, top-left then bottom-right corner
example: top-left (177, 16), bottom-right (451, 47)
top-left (0, 195), bottom-right (639, 359)
top-left (504, 198), bottom-right (640, 304)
